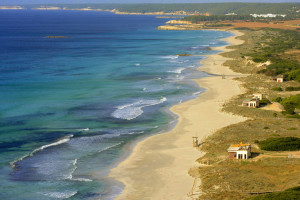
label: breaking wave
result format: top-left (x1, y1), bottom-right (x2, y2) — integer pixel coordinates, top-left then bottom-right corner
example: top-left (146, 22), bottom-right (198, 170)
top-left (112, 97), bottom-right (167, 120)
top-left (40, 191), bottom-right (77, 199)
top-left (10, 135), bottom-right (73, 169)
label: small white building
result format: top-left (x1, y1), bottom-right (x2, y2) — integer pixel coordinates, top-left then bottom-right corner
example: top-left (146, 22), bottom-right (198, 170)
top-left (272, 75), bottom-right (284, 83)
top-left (228, 143), bottom-right (251, 159)
top-left (253, 93), bottom-right (264, 100)
top-left (225, 13), bottom-right (237, 16)
top-left (250, 13), bottom-right (286, 18)
top-left (242, 98), bottom-right (260, 108)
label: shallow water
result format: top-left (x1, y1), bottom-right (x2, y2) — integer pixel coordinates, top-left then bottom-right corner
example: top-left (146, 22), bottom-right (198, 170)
top-left (0, 10), bottom-right (232, 199)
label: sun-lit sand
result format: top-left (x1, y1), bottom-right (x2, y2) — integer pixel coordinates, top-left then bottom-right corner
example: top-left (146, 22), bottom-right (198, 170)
top-left (109, 30), bottom-right (248, 200)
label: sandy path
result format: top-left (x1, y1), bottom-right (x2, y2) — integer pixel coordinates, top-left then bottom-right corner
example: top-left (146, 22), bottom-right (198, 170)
top-left (109, 30), bottom-right (247, 200)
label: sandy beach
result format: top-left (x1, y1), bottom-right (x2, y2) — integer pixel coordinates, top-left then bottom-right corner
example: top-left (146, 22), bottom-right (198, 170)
top-left (109, 30), bottom-right (247, 200)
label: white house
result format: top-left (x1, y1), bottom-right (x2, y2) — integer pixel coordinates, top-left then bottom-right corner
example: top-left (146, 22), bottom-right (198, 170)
top-left (228, 143), bottom-right (251, 159)
top-left (242, 98), bottom-right (260, 108)
top-left (253, 93), bottom-right (264, 100)
top-left (225, 13), bottom-right (237, 15)
top-left (272, 75), bottom-right (284, 83)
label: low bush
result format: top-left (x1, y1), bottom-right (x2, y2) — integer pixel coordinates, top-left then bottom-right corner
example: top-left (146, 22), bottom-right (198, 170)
top-left (285, 69), bottom-right (300, 82)
top-left (259, 99), bottom-right (271, 105)
top-left (280, 94), bottom-right (300, 114)
top-left (273, 97), bottom-right (283, 102)
top-left (248, 186), bottom-right (300, 200)
top-left (258, 137), bottom-right (300, 151)
top-left (285, 86), bottom-right (300, 91)
top-left (272, 87), bottom-right (283, 91)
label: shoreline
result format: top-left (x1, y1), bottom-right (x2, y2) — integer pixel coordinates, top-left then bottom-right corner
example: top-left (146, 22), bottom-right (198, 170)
top-left (109, 30), bottom-right (248, 200)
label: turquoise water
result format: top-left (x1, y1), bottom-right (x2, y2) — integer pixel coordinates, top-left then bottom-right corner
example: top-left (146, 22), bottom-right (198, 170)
top-left (0, 10), bottom-right (232, 199)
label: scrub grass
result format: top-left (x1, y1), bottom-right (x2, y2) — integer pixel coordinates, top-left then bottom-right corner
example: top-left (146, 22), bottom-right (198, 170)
top-left (193, 29), bottom-right (300, 200)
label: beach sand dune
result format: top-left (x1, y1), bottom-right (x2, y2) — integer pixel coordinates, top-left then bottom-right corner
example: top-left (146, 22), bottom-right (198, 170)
top-left (109, 30), bottom-right (247, 200)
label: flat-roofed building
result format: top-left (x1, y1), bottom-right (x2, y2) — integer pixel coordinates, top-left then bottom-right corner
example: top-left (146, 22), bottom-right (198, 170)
top-left (228, 143), bottom-right (251, 159)
top-left (242, 98), bottom-right (260, 108)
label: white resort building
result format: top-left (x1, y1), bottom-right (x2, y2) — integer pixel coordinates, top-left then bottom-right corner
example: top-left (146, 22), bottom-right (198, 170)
top-left (250, 14), bottom-right (286, 18)
top-left (228, 143), bottom-right (251, 159)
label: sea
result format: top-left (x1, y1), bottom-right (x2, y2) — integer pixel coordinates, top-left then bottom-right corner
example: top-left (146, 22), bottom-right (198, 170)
top-left (0, 10), bottom-right (232, 200)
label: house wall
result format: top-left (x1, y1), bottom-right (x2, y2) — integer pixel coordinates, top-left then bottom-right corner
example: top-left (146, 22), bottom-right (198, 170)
top-left (236, 151), bottom-right (249, 159)
top-left (228, 152), bottom-right (236, 159)
top-left (249, 101), bottom-right (258, 108)
top-left (253, 94), bottom-right (263, 100)
top-left (277, 78), bottom-right (284, 83)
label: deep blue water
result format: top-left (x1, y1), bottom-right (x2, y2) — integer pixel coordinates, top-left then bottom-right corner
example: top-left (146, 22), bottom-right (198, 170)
top-left (0, 10), bottom-right (232, 200)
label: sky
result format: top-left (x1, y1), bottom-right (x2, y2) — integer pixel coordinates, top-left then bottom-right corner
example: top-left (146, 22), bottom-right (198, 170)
top-left (1, 0), bottom-right (299, 5)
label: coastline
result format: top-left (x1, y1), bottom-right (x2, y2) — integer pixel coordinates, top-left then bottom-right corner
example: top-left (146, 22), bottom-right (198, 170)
top-left (109, 30), bottom-right (248, 200)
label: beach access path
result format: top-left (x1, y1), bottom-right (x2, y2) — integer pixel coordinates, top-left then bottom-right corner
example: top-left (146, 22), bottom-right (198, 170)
top-left (109, 30), bottom-right (248, 200)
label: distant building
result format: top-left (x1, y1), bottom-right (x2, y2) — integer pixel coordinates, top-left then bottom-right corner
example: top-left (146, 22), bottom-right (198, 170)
top-left (225, 13), bottom-right (237, 15)
top-left (228, 143), bottom-right (251, 159)
top-left (253, 93), bottom-right (264, 100)
top-left (272, 75), bottom-right (284, 83)
top-left (250, 14), bottom-right (286, 18)
top-left (242, 98), bottom-right (260, 108)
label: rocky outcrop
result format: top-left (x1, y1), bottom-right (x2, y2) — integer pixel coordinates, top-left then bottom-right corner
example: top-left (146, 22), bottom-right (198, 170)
top-left (166, 20), bottom-right (192, 25)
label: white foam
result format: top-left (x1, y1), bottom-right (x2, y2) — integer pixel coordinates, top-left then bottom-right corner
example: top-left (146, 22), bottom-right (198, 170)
top-left (193, 91), bottom-right (202, 96)
top-left (41, 191), bottom-right (77, 199)
top-left (168, 67), bottom-right (185, 74)
top-left (135, 63), bottom-right (141, 66)
top-left (65, 158), bottom-right (93, 182)
top-left (79, 128), bottom-right (89, 131)
top-left (71, 177), bottom-right (93, 182)
top-left (10, 135), bottom-right (73, 169)
top-left (143, 87), bottom-right (147, 91)
top-left (98, 142), bottom-right (123, 153)
top-left (66, 159), bottom-right (77, 180)
top-left (112, 97), bottom-right (167, 120)
top-left (161, 55), bottom-right (179, 60)
top-left (36, 135), bottom-right (73, 152)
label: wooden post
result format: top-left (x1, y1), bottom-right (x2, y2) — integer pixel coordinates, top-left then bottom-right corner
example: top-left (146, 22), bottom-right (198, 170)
top-left (222, 74), bottom-right (225, 79)
top-left (192, 137), bottom-right (198, 147)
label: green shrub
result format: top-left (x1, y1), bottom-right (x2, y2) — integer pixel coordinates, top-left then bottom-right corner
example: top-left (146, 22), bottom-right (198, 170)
top-left (287, 115), bottom-right (300, 119)
top-left (248, 186), bottom-right (300, 200)
top-left (253, 57), bottom-right (266, 63)
top-left (280, 94), bottom-right (300, 114)
top-left (272, 87), bottom-right (283, 91)
top-left (273, 97), bottom-right (283, 102)
top-left (259, 99), bottom-right (271, 105)
top-left (285, 69), bottom-right (300, 82)
top-left (285, 86), bottom-right (300, 91)
top-left (258, 137), bottom-right (300, 151)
